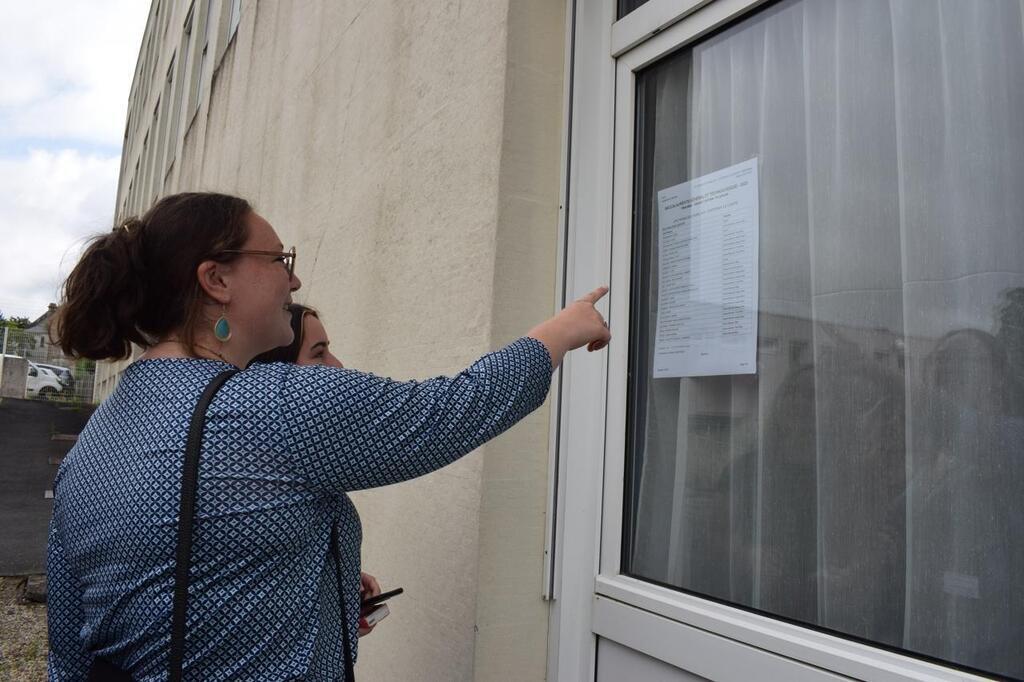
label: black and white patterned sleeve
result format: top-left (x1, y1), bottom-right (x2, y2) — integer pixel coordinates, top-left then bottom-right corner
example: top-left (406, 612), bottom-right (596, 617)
top-left (280, 337), bottom-right (552, 493)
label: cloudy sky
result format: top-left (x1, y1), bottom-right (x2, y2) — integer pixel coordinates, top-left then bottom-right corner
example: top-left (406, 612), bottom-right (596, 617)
top-left (0, 1), bottom-right (150, 320)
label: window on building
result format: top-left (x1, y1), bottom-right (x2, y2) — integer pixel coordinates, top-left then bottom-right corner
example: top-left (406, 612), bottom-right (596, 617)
top-left (160, 0), bottom-right (172, 38)
top-left (148, 16), bottom-right (160, 89)
top-left (194, 0), bottom-right (213, 117)
top-left (145, 101), bottom-right (160, 204)
top-left (119, 114), bottom-right (132, 183)
top-left (140, 42), bottom-right (150, 104)
top-left (138, 132), bottom-right (150, 211)
top-left (169, 6), bottom-right (194, 158)
top-left (617, 0), bottom-right (651, 20)
top-left (621, 1), bottom-right (1024, 678)
top-left (130, 158), bottom-right (140, 214)
top-left (788, 339), bottom-right (807, 364)
top-left (228, 0), bottom-right (242, 39)
top-left (757, 336), bottom-right (779, 355)
top-left (155, 59), bottom-right (174, 187)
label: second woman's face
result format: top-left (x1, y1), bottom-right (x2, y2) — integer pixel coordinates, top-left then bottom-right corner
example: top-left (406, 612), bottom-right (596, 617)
top-left (297, 315), bottom-right (343, 368)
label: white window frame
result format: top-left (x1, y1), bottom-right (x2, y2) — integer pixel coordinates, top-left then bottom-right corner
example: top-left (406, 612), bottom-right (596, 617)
top-left (550, 1), bottom-right (999, 680)
top-left (228, 0), bottom-right (241, 39)
top-left (216, 0), bottom-right (242, 68)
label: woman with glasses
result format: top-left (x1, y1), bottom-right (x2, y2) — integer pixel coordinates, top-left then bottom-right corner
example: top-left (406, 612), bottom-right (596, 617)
top-left (47, 192), bottom-right (610, 681)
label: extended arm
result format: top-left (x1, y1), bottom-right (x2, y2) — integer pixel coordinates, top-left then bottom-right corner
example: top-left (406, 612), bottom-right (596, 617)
top-left (283, 337), bottom-right (553, 492)
top-left (281, 287), bottom-right (610, 494)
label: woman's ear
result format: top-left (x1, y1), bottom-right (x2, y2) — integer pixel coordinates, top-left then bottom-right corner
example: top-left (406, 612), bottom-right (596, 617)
top-left (196, 260), bottom-right (232, 305)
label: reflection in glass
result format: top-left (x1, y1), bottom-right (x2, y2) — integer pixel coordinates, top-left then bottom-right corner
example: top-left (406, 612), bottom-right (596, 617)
top-left (623, 1), bottom-right (1024, 678)
top-left (617, 0), bottom-right (652, 21)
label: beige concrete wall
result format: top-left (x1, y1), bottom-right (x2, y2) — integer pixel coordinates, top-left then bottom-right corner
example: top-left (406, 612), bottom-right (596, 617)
top-left (474, 1), bottom-right (566, 679)
top-left (112, 0), bottom-right (566, 679)
top-left (93, 352), bottom-right (137, 402)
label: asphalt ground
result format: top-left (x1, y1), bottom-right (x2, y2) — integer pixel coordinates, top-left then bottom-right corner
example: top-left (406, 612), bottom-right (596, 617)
top-left (0, 398), bottom-right (93, 575)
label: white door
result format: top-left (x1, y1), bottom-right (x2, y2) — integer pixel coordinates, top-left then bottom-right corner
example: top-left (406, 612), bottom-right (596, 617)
top-left (548, 1), bottom-right (1024, 680)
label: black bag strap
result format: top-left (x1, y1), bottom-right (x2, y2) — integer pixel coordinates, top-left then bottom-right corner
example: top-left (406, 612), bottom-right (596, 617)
top-left (165, 370), bottom-right (355, 681)
top-left (169, 369), bottom-right (238, 682)
top-left (331, 522), bottom-right (357, 681)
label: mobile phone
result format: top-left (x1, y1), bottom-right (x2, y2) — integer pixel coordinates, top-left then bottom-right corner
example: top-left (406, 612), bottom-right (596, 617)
top-left (361, 587), bottom-right (403, 608)
top-left (359, 603), bottom-right (390, 628)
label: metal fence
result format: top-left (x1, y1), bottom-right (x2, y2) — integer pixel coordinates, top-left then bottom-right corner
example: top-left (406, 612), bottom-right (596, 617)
top-left (0, 326), bottom-right (96, 405)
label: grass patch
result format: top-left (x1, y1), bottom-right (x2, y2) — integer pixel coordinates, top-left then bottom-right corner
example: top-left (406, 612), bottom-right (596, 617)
top-left (0, 577), bottom-right (48, 681)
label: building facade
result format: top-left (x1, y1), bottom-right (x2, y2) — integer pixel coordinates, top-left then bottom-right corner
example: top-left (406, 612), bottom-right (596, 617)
top-left (106, 1), bottom-right (1022, 680)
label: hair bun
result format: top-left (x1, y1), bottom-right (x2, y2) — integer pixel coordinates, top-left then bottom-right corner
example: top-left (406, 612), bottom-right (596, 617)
top-left (56, 192), bottom-right (251, 360)
top-left (110, 216), bottom-right (148, 279)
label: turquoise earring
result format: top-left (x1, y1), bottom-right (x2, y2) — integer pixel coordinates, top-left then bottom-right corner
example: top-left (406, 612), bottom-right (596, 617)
top-left (214, 306), bottom-right (232, 342)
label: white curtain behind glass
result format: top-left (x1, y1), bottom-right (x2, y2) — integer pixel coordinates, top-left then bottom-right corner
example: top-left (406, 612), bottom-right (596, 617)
top-left (628, 1), bottom-right (1024, 677)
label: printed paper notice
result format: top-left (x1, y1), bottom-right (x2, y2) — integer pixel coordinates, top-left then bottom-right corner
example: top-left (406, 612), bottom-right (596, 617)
top-left (653, 158), bottom-right (759, 378)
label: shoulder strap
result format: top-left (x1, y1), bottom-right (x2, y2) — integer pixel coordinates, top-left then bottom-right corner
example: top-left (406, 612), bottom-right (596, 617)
top-left (169, 369), bottom-right (239, 682)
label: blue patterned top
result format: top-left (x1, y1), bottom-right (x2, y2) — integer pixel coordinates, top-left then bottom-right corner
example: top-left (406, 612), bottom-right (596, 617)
top-left (47, 338), bottom-right (551, 681)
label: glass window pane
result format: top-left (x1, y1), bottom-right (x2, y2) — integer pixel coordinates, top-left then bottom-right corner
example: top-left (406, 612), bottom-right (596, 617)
top-left (623, 1), bottom-right (1024, 678)
top-left (618, 0), bottom-right (651, 21)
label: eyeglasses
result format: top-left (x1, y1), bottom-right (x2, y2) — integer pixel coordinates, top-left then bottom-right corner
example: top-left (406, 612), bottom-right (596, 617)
top-left (220, 246), bottom-right (297, 279)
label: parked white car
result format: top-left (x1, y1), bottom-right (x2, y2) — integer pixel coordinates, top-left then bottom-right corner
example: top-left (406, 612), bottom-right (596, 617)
top-left (27, 361), bottom-right (64, 399)
top-left (35, 362), bottom-right (76, 392)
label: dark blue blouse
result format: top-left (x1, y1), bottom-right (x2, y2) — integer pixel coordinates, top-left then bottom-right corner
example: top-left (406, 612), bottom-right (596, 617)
top-left (47, 338), bottom-right (551, 680)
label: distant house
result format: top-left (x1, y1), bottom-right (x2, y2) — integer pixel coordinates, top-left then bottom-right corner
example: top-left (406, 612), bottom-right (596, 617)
top-left (22, 304), bottom-right (63, 364)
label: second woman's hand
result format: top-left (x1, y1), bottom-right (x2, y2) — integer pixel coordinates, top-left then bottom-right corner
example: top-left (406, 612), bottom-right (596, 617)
top-left (527, 286), bottom-right (611, 369)
top-left (358, 571), bottom-right (382, 637)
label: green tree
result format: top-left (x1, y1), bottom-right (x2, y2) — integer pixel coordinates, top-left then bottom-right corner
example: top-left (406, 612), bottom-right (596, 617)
top-left (1, 315), bottom-right (35, 355)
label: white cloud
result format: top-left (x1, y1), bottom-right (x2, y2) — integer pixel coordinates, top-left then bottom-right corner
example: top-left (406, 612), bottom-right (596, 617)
top-left (0, 1), bottom-right (151, 147)
top-left (0, 150), bottom-right (121, 319)
top-left (0, 1), bottom-right (150, 319)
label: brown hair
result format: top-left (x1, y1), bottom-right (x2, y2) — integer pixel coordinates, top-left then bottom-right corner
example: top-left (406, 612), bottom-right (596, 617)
top-left (54, 192), bottom-right (252, 360)
top-left (249, 304), bottom-right (318, 365)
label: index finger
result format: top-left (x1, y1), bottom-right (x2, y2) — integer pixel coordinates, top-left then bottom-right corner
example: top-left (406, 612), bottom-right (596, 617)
top-left (578, 286), bottom-right (609, 305)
